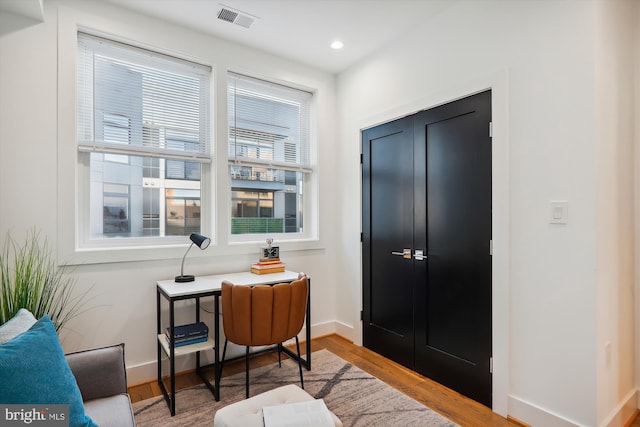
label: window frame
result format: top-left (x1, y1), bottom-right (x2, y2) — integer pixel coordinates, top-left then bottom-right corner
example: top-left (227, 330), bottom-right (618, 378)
top-left (226, 71), bottom-right (316, 244)
top-left (57, 19), bottom-right (215, 264)
top-left (57, 10), bottom-right (321, 266)
top-left (74, 32), bottom-right (212, 251)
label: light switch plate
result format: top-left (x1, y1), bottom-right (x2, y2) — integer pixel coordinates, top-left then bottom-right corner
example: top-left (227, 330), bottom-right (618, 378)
top-left (549, 200), bottom-right (568, 224)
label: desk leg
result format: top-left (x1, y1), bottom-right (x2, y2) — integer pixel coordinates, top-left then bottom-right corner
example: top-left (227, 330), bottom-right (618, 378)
top-left (305, 278), bottom-right (311, 370)
top-left (214, 294), bottom-right (220, 400)
top-left (195, 297), bottom-right (200, 371)
top-left (169, 299), bottom-right (176, 416)
top-left (156, 290), bottom-right (162, 401)
top-left (281, 277), bottom-right (311, 370)
top-left (157, 292), bottom-right (176, 415)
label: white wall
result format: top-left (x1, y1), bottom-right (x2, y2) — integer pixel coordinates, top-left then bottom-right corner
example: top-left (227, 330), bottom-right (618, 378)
top-left (0, 0), bottom-right (340, 384)
top-left (334, 0), bottom-right (635, 426)
top-left (594, 2), bottom-right (636, 426)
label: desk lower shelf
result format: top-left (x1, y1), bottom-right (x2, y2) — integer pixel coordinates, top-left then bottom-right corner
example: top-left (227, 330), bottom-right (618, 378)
top-left (157, 334), bottom-right (215, 357)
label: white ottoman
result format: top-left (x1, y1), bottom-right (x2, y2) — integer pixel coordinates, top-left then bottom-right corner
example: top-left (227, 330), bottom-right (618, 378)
top-left (213, 384), bottom-right (343, 427)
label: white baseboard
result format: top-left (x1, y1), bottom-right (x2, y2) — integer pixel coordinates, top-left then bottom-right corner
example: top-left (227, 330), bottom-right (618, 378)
top-left (126, 320), bottom-right (349, 386)
top-left (334, 320), bottom-right (355, 341)
top-left (127, 360), bottom-right (157, 386)
top-left (600, 388), bottom-right (637, 427)
top-left (509, 389), bottom-right (638, 427)
top-left (310, 320), bottom-right (339, 338)
top-left (509, 395), bottom-right (581, 427)
top-left (127, 351), bottom-right (212, 386)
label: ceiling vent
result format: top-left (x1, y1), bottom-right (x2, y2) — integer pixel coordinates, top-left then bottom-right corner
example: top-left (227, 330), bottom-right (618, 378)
top-left (217, 5), bottom-right (256, 29)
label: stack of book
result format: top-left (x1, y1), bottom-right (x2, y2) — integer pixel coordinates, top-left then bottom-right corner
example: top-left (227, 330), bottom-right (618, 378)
top-left (251, 259), bottom-right (285, 275)
top-left (165, 322), bottom-right (208, 347)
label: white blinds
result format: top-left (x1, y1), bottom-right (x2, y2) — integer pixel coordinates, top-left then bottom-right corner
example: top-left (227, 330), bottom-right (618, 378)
top-left (77, 33), bottom-right (211, 162)
top-left (227, 72), bottom-right (312, 172)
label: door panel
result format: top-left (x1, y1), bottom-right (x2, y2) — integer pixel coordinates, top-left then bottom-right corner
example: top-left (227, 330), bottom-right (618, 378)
top-left (414, 91), bottom-right (492, 407)
top-left (362, 117), bottom-right (414, 368)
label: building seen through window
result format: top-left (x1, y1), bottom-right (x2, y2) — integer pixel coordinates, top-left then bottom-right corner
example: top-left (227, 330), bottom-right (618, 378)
top-left (77, 33), bottom-right (211, 242)
top-left (91, 129), bottom-right (203, 238)
top-left (228, 73), bottom-right (311, 235)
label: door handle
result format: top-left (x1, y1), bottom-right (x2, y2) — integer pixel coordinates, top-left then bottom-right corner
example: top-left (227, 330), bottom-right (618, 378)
top-left (413, 249), bottom-right (426, 261)
top-left (391, 249), bottom-right (412, 259)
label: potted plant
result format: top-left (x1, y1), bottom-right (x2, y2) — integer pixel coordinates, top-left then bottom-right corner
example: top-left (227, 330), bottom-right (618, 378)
top-left (0, 229), bottom-right (91, 331)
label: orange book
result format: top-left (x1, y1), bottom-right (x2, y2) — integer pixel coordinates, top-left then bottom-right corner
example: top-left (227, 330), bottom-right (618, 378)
top-left (251, 266), bottom-right (286, 275)
top-left (251, 262), bottom-right (285, 270)
top-left (254, 259), bottom-right (281, 264)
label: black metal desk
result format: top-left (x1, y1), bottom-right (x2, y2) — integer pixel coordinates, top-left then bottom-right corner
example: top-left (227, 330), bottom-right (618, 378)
top-left (156, 270), bottom-right (311, 416)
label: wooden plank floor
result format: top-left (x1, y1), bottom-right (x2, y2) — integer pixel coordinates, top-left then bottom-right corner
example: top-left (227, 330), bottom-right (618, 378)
top-left (129, 334), bottom-right (521, 426)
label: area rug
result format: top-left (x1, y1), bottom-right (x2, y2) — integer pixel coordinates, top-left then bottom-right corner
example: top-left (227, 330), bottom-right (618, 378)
top-left (133, 349), bottom-right (458, 426)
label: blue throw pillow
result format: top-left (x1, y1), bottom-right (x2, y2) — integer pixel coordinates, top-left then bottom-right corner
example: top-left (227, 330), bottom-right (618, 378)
top-left (0, 316), bottom-right (97, 427)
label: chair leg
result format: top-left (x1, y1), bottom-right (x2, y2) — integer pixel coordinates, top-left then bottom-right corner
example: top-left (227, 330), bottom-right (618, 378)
top-left (295, 336), bottom-right (304, 389)
top-left (277, 343), bottom-right (282, 367)
top-left (245, 346), bottom-right (250, 399)
top-left (220, 339), bottom-right (228, 376)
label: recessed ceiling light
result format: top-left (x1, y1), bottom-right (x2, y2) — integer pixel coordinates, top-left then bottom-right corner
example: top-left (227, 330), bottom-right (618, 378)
top-left (330, 40), bottom-right (344, 50)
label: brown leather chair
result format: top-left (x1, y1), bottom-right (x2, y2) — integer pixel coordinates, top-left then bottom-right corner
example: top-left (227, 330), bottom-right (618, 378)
top-left (221, 273), bottom-right (308, 398)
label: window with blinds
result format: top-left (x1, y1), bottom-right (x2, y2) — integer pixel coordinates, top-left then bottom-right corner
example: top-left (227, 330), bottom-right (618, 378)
top-left (228, 73), bottom-right (312, 236)
top-left (76, 33), bottom-right (211, 241)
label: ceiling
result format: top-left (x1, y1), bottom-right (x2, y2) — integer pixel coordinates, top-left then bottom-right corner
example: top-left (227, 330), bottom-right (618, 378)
top-left (0, 0), bottom-right (44, 21)
top-left (0, 0), bottom-right (44, 35)
top-left (105, 0), bottom-right (456, 74)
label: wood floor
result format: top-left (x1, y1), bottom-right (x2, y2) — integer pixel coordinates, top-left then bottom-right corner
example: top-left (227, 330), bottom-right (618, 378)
top-left (129, 334), bottom-right (521, 426)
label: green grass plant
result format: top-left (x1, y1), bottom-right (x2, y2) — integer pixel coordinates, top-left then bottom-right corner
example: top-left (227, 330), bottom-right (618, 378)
top-left (0, 230), bottom-right (91, 332)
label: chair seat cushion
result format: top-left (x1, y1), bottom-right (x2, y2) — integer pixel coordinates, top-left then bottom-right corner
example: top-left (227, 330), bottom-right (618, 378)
top-left (84, 394), bottom-right (135, 427)
top-left (213, 384), bottom-right (342, 427)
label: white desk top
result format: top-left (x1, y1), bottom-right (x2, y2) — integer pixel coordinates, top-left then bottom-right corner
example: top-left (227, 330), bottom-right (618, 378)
top-left (157, 270), bottom-right (300, 298)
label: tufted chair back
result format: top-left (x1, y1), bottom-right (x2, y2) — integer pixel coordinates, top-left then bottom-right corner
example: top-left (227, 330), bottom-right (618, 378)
top-left (222, 275), bottom-right (308, 347)
top-left (220, 273), bottom-right (309, 398)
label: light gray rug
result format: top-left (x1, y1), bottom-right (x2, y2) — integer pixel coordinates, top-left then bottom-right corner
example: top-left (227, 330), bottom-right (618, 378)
top-left (133, 349), bottom-right (458, 426)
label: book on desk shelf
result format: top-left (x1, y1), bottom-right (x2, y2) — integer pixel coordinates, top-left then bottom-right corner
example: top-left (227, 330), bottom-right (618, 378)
top-left (164, 329), bottom-right (208, 342)
top-left (164, 330), bottom-right (208, 347)
top-left (165, 322), bottom-right (208, 342)
top-left (163, 334), bottom-right (208, 347)
top-left (262, 399), bottom-right (334, 427)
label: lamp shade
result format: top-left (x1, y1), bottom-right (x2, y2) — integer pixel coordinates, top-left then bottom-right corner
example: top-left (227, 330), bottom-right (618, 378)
top-left (190, 233), bottom-right (210, 249)
top-left (175, 233), bottom-right (211, 282)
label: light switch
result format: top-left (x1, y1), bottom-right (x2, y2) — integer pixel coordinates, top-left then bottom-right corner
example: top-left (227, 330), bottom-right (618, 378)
top-left (549, 200), bottom-right (568, 224)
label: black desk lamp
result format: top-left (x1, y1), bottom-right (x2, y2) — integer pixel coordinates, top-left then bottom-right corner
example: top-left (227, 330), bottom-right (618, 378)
top-left (175, 233), bottom-right (210, 282)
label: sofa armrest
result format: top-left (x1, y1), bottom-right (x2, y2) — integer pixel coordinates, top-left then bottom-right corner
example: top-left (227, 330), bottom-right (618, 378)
top-left (66, 343), bottom-right (128, 402)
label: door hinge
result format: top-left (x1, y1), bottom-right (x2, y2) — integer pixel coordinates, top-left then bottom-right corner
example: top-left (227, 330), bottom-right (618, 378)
top-left (360, 153), bottom-right (364, 164)
top-left (489, 122), bottom-right (493, 138)
top-left (489, 240), bottom-right (493, 256)
top-left (360, 232), bottom-right (363, 242)
top-left (360, 310), bottom-right (363, 321)
top-left (490, 357), bottom-right (493, 374)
